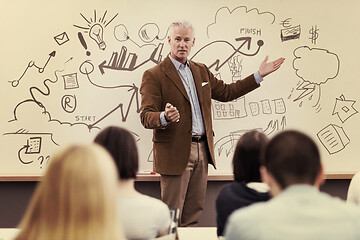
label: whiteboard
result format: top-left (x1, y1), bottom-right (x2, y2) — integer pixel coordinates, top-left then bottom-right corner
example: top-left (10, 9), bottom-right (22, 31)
top-left (1, 0), bottom-right (359, 177)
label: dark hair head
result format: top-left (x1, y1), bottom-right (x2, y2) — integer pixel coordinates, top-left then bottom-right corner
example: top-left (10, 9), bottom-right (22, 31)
top-left (233, 130), bottom-right (269, 183)
top-left (94, 126), bottom-right (138, 180)
top-left (263, 130), bottom-right (321, 189)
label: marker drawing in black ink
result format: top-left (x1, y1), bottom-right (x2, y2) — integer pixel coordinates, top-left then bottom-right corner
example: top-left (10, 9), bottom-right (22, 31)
top-left (98, 43), bottom-right (164, 74)
top-left (54, 32), bottom-right (69, 45)
top-left (9, 51), bottom-right (56, 87)
top-left (207, 6), bottom-right (275, 38)
top-left (78, 32), bottom-right (91, 56)
top-left (309, 25), bottom-right (319, 44)
top-left (332, 95), bottom-right (357, 123)
top-left (214, 116), bottom-right (286, 157)
top-left (291, 46), bottom-right (340, 112)
top-left (317, 124), bottom-right (350, 155)
top-left (61, 95), bottom-right (77, 113)
top-left (191, 38), bottom-right (263, 72)
top-left (74, 10), bottom-right (118, 50)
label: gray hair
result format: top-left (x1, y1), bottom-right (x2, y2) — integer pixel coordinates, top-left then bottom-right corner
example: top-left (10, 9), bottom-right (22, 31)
top-left (168, 20), bottom-right (195, 38)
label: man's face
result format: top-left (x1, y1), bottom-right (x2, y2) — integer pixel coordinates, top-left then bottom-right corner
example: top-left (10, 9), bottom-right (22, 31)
top-left (168, 26), bottom-right (195, 64)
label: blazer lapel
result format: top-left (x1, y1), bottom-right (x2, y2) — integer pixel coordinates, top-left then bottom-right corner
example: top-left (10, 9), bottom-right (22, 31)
top-left (162, 57), bottom-right (190, 102)
top-left (189, 61), bottom-right (204, 105)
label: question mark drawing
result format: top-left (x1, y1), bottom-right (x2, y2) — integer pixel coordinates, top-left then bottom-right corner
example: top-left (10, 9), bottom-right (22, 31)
top-left (38, 156), bottom-right (50, 169)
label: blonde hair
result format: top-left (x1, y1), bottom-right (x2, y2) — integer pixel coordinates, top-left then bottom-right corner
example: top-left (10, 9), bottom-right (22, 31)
top-left (15, 144), bottom-right (125, 240)
top-left (168, 20), bottom-right (195, 38)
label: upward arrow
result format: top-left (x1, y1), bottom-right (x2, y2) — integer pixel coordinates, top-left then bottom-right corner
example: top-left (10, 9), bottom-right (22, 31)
top-left (49, 51), bottom-right (56, 57)
top-left (209, 37), bottom-right (263, 71)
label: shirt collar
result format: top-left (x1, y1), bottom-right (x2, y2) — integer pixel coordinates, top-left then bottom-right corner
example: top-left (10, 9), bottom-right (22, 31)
top-left (169, 54), bottom-right (190, 70)
top-left (280, 184), bottom-right (318, 197)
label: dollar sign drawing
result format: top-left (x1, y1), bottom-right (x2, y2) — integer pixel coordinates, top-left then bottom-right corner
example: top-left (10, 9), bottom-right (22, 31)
top-left (309, 25), bottom-right (319, 44)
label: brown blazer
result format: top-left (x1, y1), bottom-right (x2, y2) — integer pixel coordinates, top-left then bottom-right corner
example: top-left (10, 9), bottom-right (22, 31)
top-left (140, 56), bottom-right (259, 175)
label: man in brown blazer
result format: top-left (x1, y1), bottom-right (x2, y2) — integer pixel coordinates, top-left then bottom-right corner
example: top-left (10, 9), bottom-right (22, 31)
top-left (140, 21), bottom-right (285, 227)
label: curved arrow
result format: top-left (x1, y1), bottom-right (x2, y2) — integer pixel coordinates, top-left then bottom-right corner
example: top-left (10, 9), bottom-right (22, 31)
top-left (18, 145), bottom-right (33, 164)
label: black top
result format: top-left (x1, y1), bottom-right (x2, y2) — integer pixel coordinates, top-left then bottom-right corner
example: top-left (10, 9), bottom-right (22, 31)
top-left (215, 181), bottom-right (270, 236)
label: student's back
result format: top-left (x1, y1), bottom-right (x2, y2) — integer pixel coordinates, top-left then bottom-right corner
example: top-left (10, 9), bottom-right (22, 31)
top-left (225, 184), bottom-right (360, 240)
top-left (215, 130), bottom-right (270, 236)
top-left (14, 144), bottom-right (125, 240)
top-left (94, 126), bottom-right (171, 240)
top-left (225, 130), bottom-right (360, 240)
top-left (118, 194), bottom-right (171, 239)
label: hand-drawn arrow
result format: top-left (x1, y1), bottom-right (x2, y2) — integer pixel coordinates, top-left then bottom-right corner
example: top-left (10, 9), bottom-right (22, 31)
top-left (191, 38), bottom-right (263, 72)
top-left (18, 145), bottom-right (33, 164)
top-left (209, 37), bottom-right (263, 71)
top-left (9, 51), bottom-right (56, 87)
top-left (89, 83), bottom-right (140, 127)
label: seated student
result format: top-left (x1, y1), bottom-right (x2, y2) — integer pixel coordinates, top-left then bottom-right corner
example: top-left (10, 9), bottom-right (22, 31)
top-left (94, 126), bottom-right (171, 240)
top-left (215, 130), bottom-right (270, 236)
top-left (15, 144), bottom-right (125, 240)
top-left (225, 130), bottom-right (360, 240)
top-left (347, 171), bottom-right (360, 205)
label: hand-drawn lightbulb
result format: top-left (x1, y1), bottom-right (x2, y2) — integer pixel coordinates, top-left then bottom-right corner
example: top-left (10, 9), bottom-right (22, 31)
top-left (89, 23), bottom-right (106, 50)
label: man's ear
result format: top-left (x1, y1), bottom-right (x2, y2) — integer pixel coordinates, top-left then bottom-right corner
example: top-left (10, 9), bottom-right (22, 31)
top-left (168, 35), bottom-right (171, 44)
top-left (192, 37), bottom-right (195, 46)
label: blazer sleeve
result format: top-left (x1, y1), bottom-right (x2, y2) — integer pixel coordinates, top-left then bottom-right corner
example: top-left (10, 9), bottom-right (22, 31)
top-left (205, 65), bottom-right (260, 102)
top-left (140, 69), bottom-right (163, 129)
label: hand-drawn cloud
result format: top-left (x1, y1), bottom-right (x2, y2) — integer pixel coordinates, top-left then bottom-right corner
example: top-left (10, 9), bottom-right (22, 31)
top-left (8, 100), bottom-right (99, 146)
top-left (293, 46), bottom-right (340, 85)
top-left (207, 6), bottom-right (275, 39)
